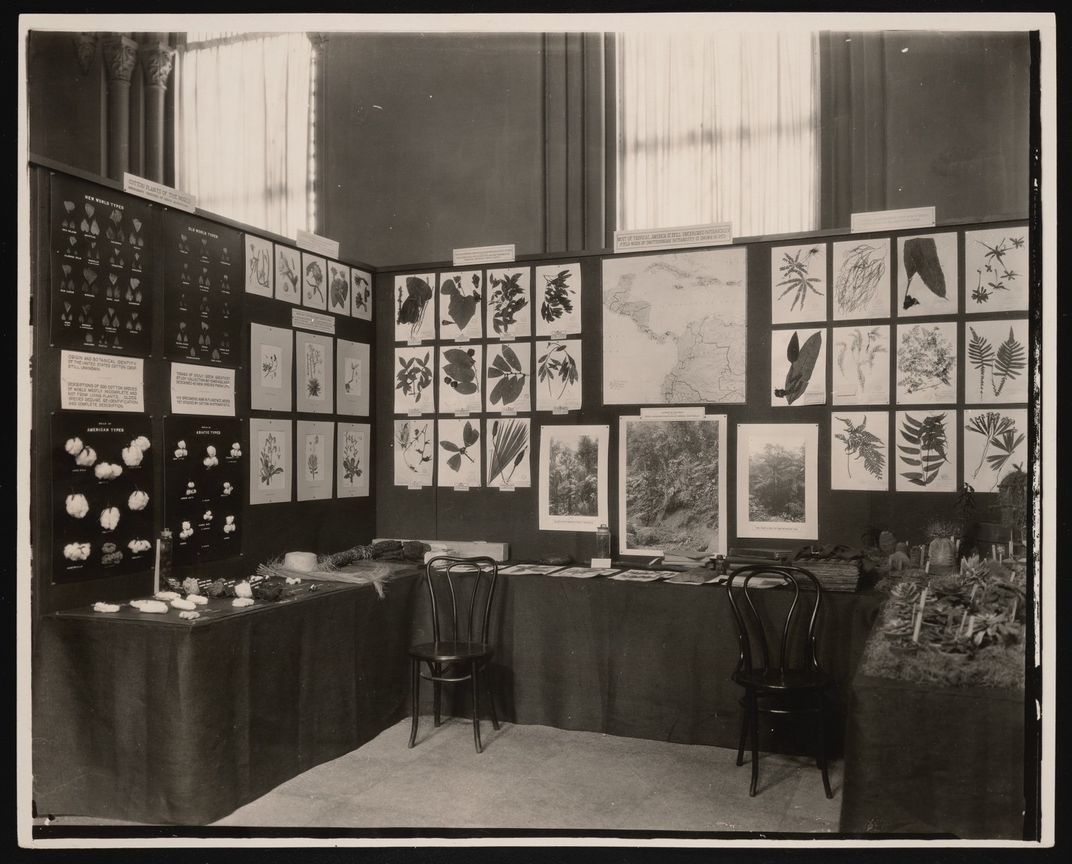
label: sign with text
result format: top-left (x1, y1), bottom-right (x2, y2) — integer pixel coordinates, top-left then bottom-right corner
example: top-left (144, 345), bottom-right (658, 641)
top-left (122, 173), bottom-right (196, 212)
top-left (640, 406), bottom-right (706, 419)
top-left (851, 206), bottom-right (936, 233)
top-left (170, 363), bottom-right (236, 416)
top-left (60, 350), bottom-right (144, 412)
top-left (295, 229), bottom-right (340, 260)
top-left (291, 308), bottom-right (336, 335)
top-left (613, 222), bottom-right (733, 254)
top-left (452, 244), bottom-right (516, 267)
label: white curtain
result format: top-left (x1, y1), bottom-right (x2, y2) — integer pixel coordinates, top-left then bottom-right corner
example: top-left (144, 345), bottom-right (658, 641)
top-left (175, 32), bottom-right (313, 238)
top-left (617, 31), bottom-right (819, 237)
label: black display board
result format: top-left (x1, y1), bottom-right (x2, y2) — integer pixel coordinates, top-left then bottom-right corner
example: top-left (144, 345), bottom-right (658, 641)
top-left (50, 175), bottom-right (154, 355)
top-left (163, 211), bottom-right (242, 365)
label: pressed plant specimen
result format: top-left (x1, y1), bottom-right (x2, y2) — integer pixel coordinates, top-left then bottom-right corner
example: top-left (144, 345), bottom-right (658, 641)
top-left (775, 247), bottom-right (823, 313)
top-left (248, 244), bottom-right (271, 291)
top-left (834, 415), bottom-right (886, 479)
top-left (835, 327), bottom-right (886, 396)
top-left (540, 269), bottom-right (575, 325)
top-left (774, 330), bottom-right (822, 405)
top-left (835, 243), bottom-right (886, 315)
top-left (258, 432), bottom-right (285, 487)
top-left (488, 419), bottom-right (529, 486)
top-left (967, 326), bottom-right (1026, 398)
top-left (537, 340), bottom-right (579, 400)
top-left (442, 348), bottom-right (479, 395)
top-left (971, 235), bottom-right (1025, 304)
top-left (396, 276), bottom-right (433, 338)
top-left (395, 351), bottom-right (432, 403)
top-left (440, 421), bottom-right (480, 473)
top-left (352, 272), bottom-right (371, 314)
top-left (488, 270), bottom-right (528, 334)
top-left (342, 431), bottom-right (364, 483)
top-left (898, 413), bottom-right (949, 487)
top-left (440, 273), bottom-right (481, 333)
top-left (329, 265), bottom-right (350, 310)
top-left (965, 411), bottom-right (1025, 486)
top-left (278, 251), bottom-right (300, 295)
top-left (897, 325), bottom-right (955, 395)
top-left (901, 237), bottom-right (947, 310)
top-left (304, 260), bottom-right (325, 303)
top-left (487, 343), bottom-right (528, 407)
top-left (397, 421), bottom-right (433, 474)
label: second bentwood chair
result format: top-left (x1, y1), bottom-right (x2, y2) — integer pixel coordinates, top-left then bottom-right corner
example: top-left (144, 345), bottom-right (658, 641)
top-left (725, 564), bottom-right (834, 799)
top-left (408, 555), bottom-right (500, 753)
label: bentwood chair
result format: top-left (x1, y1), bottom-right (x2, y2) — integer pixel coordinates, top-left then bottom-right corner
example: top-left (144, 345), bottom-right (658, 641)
top-left (408, 555), bottom-right (500, 753)
top-left (725, 564), bottom-right (834, 798)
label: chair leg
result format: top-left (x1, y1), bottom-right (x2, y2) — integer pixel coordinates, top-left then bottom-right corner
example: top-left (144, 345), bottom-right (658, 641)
top-left (433, 678), bottom-right (442, 728)
top-left (485, 663), bottom-right (500, 731)
top-left (736, 695), bottom-right (748, 767)
top-left (408, 659), bottom-right (420, 749)
top-left (748, 691), bottom-right (760, 797)
top-left (470, 661), bottom-right (483, 753)
top-left (817, 692), bottom-right (833, 799)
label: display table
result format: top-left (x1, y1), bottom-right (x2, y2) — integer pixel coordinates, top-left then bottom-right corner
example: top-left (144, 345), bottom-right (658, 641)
top-left (413, 573), bottom-right (883, 753)
top-left (32, 568), bottom-right (421, 825)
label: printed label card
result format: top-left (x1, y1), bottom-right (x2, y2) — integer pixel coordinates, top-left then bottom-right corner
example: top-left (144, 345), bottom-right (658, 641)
top-left (894, 410), bottom-right (958, 493)
top-left (895, 321), bottom-right (959, 405)
top-left (830, 411), bottom-right (890, 491)
top-left (486, 267), bottom-right (532, 339)
top-left (295, 331), bottom-right (334, 414)
top-left (351, 267), bottom-right (372, 321)
top-left (437, 419), bottom-right (483, 488)
top-left (897, 233), bottom-right (959, 317)
top-left (300, 252), bottom-right (328, 311)
top-left (535, 263), bottom-right (582, 336)
top-left (249, 417), bottom-right (292, 504)
top-left (771, 328), bottom-right (827, 407)
top-left (438, 345), bottom-right (483, 414)
top-left (831, 238), bottom-right (891, 321)
top-left (327, 260), bottom-right (351, 315)
top-left (964, 226), bottom-right (1029, 314)
top-left (438, 270), bottom-right (484, 341)
top-left (393, 418), bottom-right (434, 487)
top-left (244, 234), bottom-right (274, 297)
top-left (394, 273), bottom-right (436, 342)
top-left (336, 339), bottom-right (371, 416)
top-left (964, 319), bottom-right (1029, 405)
top-left (249, 323), bottom-right (294, 412)
top-left (296, 420), bottom-right (334, 501)
top-left (275, 245), bottom-right (302, 304)
top-left (831, 325), bottom-right (890, 405)
top-left (771, 243), bottom-right (828, 325)
top-left (337, 422), bottom-right (371, 498)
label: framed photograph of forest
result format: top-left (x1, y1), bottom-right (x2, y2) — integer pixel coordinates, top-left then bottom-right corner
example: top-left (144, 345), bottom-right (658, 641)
top-left (538, 424), bottom-right (609, 532)
top-left (735, 423), bottom-right (818, 539)
top-left (618, 414), bottom-right (727, 558)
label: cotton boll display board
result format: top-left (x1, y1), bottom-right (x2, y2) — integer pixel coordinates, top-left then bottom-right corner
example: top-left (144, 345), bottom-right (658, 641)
top-left (164, 416), bottom-right (243, 565)
top-left (52, 412), bottom-right (155, 582)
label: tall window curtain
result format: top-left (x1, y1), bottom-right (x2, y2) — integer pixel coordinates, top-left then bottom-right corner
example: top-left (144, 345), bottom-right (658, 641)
top-left (175, 32), bottom-right (313, 238)
top-left (617, 31), bottom-right (819, 237)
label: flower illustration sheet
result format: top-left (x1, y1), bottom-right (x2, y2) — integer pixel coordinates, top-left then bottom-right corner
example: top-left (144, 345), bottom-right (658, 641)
top-left (438, 345), bottom-right (483, 414)
top-left (394, 273), bottom-right (436, 342)
top-left (538, 424), bottom-right (609, 532)
top-left (896, 232), bottom-right (959, 317)
top-left (327, 260), bottom-right (351, 315)
top-left (736, 423), bottom-right (818, 539)
top-left (249, 417), bottom-right (291, 504)
top-left (962, 408), bottom-right (1028, 492)
top-left (438, 270), bottom-right (484, 341)
top-left (831, 325), bottom-right (890, 405)
top-left (830, 411), bottom-right (889, 492)
top-left (771, 328), bottom-right (827, 407)
top-left (249, 322), bottom-right (293, 412)
top-left (300, 252), bottom-right (327, 311)
top-left (535, 338), bottom-right (582, 411)
top-left (770, 243), bottom-right (828, 325)
top-left (337, 422), bottom-right (370, 498)
top-left (393, 419), bottom-right (435, 487)
top-left (244, 234), bottom-right (274, 298)
top-left (296, 331), bottom-right (333, 414)
top-left (437, 419), bottom-right (482, 488)
top-left (894, 410), bottom-right (957, 492)
top-left (535, 262), bottom-right (582, 336)
top-left (831, 238), bottom-right (891, 320)
top-left (486, 267), bottom-right (532, 339)
top-left (336, 338), bottom-right (370, 416)
top-left (486, 417), bottom-right (531, 489)
top-left (618, 414), bottom-right (727, 557)
top-left (963, 318), bottom-right (1029, 405)
top-left (351, 267), bottom-right (372, 321)
top-left (274, 245), bottom-right (302, 304)
top-left (964, 226), bottom-right (1029, 314)
top-left (895, 321), bottom-right (958, 405)
top-left (296, 420), bottom-right (334, 501)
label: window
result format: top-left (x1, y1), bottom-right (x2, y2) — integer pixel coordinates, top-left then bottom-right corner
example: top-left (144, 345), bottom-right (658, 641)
top-left (616, 31), bottom-right (819, 238)
top-left (175, 32), bottom-right (314, 238)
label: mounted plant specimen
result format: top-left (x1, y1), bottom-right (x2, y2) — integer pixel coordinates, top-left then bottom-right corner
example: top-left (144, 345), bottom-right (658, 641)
top-left (342, 435), bottom-right (363, 482)
top-left (304, 341), bottom-right (324, 398)
top-left (771, 244), bottom-right (827, 324)
top-left (301, 254), bottom-right (327, 310)
top-left (965, 320), bottom-right (1028, 404)
top-left (394, 419), bottom-right (434, 486)
top-left (895, 322), bottom-right (958, 404)
top-left (275, 245), bottom-right (301, 303)
top-left (394, 273), bottom-right (435, 341)
top-left (244, 234), bottom-right (273, 297)
top-left (351, 268), bottom-right (372, 320)
top-left (337, 423), bottom-right (370, 498)
top-left (831, 412), bottom-right (888, 491)
top-left (535, 339), bottom-right (582, 410)
top-left (487, 268), bottom-right (531, 337)
top-left (897, 233), bottom-right (958, 316)
top-left (486, 343), bottom-right (531, 411)
top-left (771, 328), bottom-right (826, 406)
top-left (296, 332), bottom-right (333, 413)
top-left (535, 263), bottom-right (582, 336)
top-left (394, 347), bottom-right (434, 412)
top-left (258, 432), bottom-right (285, 488)
top-left (963, 409), bottom-right (1027, 491)
top-left (328, 261), bottom-right (350, 313)
top-left (895, 410), bottom-right (957, 492)
top-left (487, 418), bottom-right (531, 488)
top-left (296, 421), bottom-right (333, 500)
top-left (832, 325), bottom-right (890, 405)
top-left (964, 227), bottom-right (1029, 313)
top-left (832, 240), bottom-right (889, 320)
top-left (438, 270), bottom-right (483, 340)
top-left (437, 419), bottom-right (482, 487)
top-left (438, 345), bottom-right (483, 414)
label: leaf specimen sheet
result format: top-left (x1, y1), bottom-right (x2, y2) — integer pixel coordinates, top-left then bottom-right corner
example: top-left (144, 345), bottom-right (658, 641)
top-left (830, 411), bottom-right (889, 491)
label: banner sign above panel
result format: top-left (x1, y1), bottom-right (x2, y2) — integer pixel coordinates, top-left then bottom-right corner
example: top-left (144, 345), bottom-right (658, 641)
top-left (122, 173), bottom-right (196, 212)
top-left (851, 206), bottom-right (936, 233)
top-left (291, 308), bottom-right (336, 335)
top-left (452, 244), bottom-right (516, 267)
top-left (295, 229), bottom-right (340, 260)
top-left (613, 222), bottom-right (733, 254)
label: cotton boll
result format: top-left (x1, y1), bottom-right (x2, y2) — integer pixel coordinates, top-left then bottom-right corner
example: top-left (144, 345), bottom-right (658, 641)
top-left (65, 493), bottom-right (89, 519)
top-left (121, 445), bottom-right (144, 467)
top-left (63, 542), bottom-right (90, 562)
top-left (234, 580), bottom-right (252, 599)
top-left (187, 593), bottom-right (208, 606)
top-left (95, 461), bottom-right (121, 479)
top-left (154, 590), bottom-right (179, 601)
top-left (99, 506), bottom-right (120, 531)
top-left (202, 510), bottom-right (213, 521)
top-left (202, 455), bottom-right (219, 468)
top-left (170, 598), bottom-right (196, 611)
top-left (174, 447), bottom-right (185, 458)
top-left (78, 542), bottom-right (91, 559)
top-left (177, 440), bottom-right (187, 449)
top-left (232, 597), bottom-right (254, 608)
top-left (75, 446), bottom-right (97, 467)
top-left (133, 435), bottom-right (151, 452)
top-left (127, 490), bottom-right (149, 511)
top-left (92, 602), bottom-right (120, 613)
top-left (206, 445), bottom-right (217, 457)
top-left (135, 600), bottom-right (169, 614)
top-left (221, 482), bottom-right (233, 496)
top-left (65, 436), bottom-right (84, 456)
top-left (179, 610), bottom-right (200, 620)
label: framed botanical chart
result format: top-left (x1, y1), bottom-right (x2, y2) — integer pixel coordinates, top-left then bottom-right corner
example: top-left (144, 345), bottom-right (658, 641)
top-left (770, 243), bottom-right (827, 325)
top-left (895, 322), bottom-right (958, 405)
top-left (830, 411), bottom-right (889, 492)
top-left (296, 420), bottom-right (334, 501)
top-left (249, 323), bottom-right (293, 412)
top-left (736, 423), bottom-right (818, 539)
top-left (534, 262), bottom-right (582, 337)
top-left (249, 417), bottom-right (292, 504)
top-left (337, 422), bottom-right (371, 498)
top-left (831, 325), bottom-right (890, 405)
top-left (831, 238), bottom-right (891, 321)
top-left (894, 410), bottom-right (958, 493)
top-left (295, 331), bottom-right (333, 414)
top-left (896, 232), bottom-right (959, 317)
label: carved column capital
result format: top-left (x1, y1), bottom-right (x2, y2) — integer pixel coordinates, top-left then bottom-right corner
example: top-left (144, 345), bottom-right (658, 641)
top-left (139, 42), bottom-right (176, 89)
top-left (72, 33), bottom-right (98, 75)
top-left (102, 35), bottom-right (138, 84)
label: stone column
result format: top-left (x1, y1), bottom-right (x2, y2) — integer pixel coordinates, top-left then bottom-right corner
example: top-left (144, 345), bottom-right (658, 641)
top-left (102, 35), bottom-right (138, 180)
top-left (139, 40), bottom-right (176, 183)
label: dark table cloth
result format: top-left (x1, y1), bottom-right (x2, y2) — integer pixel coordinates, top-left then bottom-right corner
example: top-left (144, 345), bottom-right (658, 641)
top-left (840, 674), bottom-right (1026, 839)
top-left (32, 570), bottom-right (420, 825)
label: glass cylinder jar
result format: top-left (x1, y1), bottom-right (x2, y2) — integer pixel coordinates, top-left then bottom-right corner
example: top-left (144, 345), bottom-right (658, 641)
top-left (595, 524), bottom-right (611, 560)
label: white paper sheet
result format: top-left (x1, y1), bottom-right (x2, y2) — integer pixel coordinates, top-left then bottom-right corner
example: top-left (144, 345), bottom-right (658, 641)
top-left (393, 346), bottom-right (435, 415)
top-left (249, 323), bottom-right (293, 412)
top-left (770, 243), bottom-right (828, 325)
top-left (771, 328), bottom-right (827, 407)
top-left (736, 423), bottom-right (819, 539)
top-left (485, 266), bottom-right (532, 339)
top-left (437, 270), bottom-right (484, 341)
top-left (534, 262), bottom-right (582, 337)
top-left (335, 338), bottom-right (370, 417)
top-left (243, 234), bottom-right (273, 297)
top-left (964, 226), bottom-right (1029, 314)
top-left (538, 424), bottom-right (609, 532)
top-left (274, 245), bottom-right (302, 305)
top-left (831, 325), bottom-right (890, 405)
top-left (336, 422), bottom-right (371, 498)
top-left (831, 238), bottom-right (891, 321)
top-left (60, 349), bottom-right (144, 412)
top-left (963, 408), bottom-right (1028, 493)
top-left (534, 338), bottom-right (582, 411)
top-left (438, 344), bottom-right (483, 414)
top-left (895, 321), bottom-right (958, 405)
top-left (249, 417), bottom-right (292, 504)
top-left (436, 419), bottom-right (483, 488)
top-left (485, 342), bottom-right (533, 413)
top-left (350, 267), bottom-right (372, 320)
top-left (393, 418), bottom-right (435, 487)
top-left (486, 417), bottom-right (531, 489)
top-left (896, 232), bottom-right (959, 317)
top-left (327, 260), bottom-right (351, 315)
top-left (300, 251), bottom-right (328, 311)
top-left (894, 409), bottom-right (958, 492)
top-left (296, 420), bottom-right (334, 501)
top-left (830, 410), bottom-right (890, 491)
top-left (295, 331), bottom-right (333, 414)
top-left (963, 318), bottom-right (1029, 405)
top-left (170, 362), bottom-right (235, 416)
top-left (394, 273), bottom-right (437, 342)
